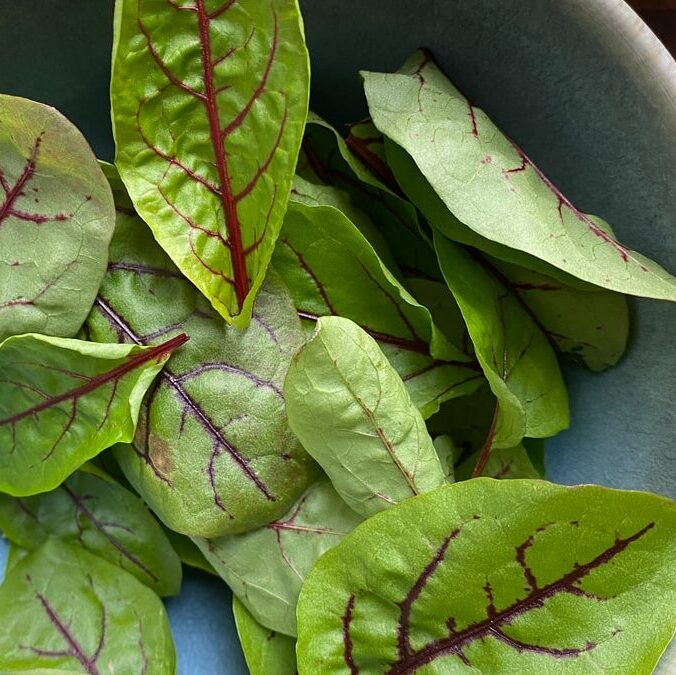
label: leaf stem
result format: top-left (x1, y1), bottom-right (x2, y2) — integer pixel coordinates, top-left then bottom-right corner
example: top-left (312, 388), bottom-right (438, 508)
top-left (471, 403), bottom-right (499, 478)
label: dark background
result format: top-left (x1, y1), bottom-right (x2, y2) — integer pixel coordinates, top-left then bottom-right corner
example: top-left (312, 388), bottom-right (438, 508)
top-left (629, 0), bottom-right (676, 54)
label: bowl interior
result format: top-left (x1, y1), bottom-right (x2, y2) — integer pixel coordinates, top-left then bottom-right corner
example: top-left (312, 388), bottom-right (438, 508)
top-left (0, 0), bottom-right (674, 672)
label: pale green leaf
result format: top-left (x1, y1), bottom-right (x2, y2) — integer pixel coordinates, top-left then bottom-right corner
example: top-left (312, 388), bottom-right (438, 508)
top-left (195, 480), bottom-right (362, 637)
top-left (0, 469), bottom-right (182, 596)
top-left (233, 596), bottom-right (297, 675)
top-left (363, 51), bottom-right (676, 301)
top-left (434, 232), bottom-right (569, 448)
top-left (0, 332), bottom-right (183, 496)
top-left (0, 539), bottom-right (176, 674)
top-left (0, 94), bottom-right (115, 340)
top-left (385, 138), bottom-right (629, 371)
top-left (297, 480), bottom-right (676, 674)
top-left (285, 316), bottom-right (446, 516)
top-left (111, 0), bottom-right (310, 326)
top-left (273, 200), bottom-right (483, 419)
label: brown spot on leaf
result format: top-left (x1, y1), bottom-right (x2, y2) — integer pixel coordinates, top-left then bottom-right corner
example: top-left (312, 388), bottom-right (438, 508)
top-left (148, 434), bottom-right (175, 475)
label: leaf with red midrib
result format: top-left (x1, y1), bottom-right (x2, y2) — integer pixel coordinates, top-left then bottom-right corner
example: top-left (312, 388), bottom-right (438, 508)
top-left (0, 469), bottom-right (183, 597)
top-left (273, 196), bottom-right (482, 419)
top-left (195, 480), bottom-right (362, 637)
top-left (0, 94), bottom-right (115, 340)
top-left (86, 199), bottom-right (316, 539)
top-left (0, 540), bottom-right (176, 674)
top-left (297, 480), bottom-right (676, 674)
top-left (363, 50), bottom-right (676, 302)
top-left (0, 332), bottom-right (184, 497)
top-left (111, 0), bottom-right (310, 326)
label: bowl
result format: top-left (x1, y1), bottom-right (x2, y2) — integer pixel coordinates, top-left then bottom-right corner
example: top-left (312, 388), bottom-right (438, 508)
top-left (0, 0), bottom-right (674, 671)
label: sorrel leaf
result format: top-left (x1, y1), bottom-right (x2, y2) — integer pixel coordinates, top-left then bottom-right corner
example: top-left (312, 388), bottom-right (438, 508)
top-left (386, 139), bottom-right (629, 371)
top-left (0, 332), bottom-right (184, 496)
top-left (434, 232), bottom-right (569, 448)
top-left (233, 596), bottom-right (297, 675)
top-left (455, 444), bottom-right (542, 481)
top-left (0, 94), bottom-right (115, 340)
top-left (273, 200), bottom-right (483, 418)
top-left (0, 539), bottom-right (176, 674)
top-left (111, 0), bottom-right (310, 326)
top-left (297, 115), bottom-right (439, 281)
top-left (163, 527), bottom-right (216, 576)
top-left (296, 480), bottom-right (676, 674)
top-left (363, 51), bottom-right (676, 301)
top-left (285, 316), bottom-right (446, 516)
top-left (0, 468), bottom-right (182, 596)
top-left (433, 435), bottom-right (457, 483)
top-left (85, 207), bottom-right (316, 537)
top-left (195, 480), bottom-right (362, 636)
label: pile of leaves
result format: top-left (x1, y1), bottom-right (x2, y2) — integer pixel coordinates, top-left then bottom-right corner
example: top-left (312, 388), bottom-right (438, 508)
top-left (1, 1), bottom-right (675, 673)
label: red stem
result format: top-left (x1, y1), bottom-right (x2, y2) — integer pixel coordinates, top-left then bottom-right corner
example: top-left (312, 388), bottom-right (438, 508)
top-left (471, 403), bottom-right (500, 478)
top-left (0, 333), bottom-right (188, 427)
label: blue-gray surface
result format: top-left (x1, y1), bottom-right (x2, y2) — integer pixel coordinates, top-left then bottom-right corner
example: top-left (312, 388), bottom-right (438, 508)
top-left (0, 0), bottom-right (674, 673)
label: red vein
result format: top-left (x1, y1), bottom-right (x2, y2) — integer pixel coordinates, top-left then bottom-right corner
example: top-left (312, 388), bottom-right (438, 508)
top-left (1, 335), bottom-right (186, 429)
top-left (34, 590), bottom-right (102, 675)
top-left (384, 522), bottom-right (654, 673)
top-left (342, 594), bottom-right (358, 675)
top-left (0, 135), bottom-right (43, 226)
top-left (94, 297), bottom-right (275, 504)
top-left (195, 0), bottom-right (253, 308)
top-left (471, 403), bottom-right (500, 477)
top-left (61, 483), bottom-right (160, 584)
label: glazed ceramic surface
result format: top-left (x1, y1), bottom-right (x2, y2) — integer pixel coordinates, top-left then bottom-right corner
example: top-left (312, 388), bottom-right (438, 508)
top-left (0, 0), bottom-right (674, 671)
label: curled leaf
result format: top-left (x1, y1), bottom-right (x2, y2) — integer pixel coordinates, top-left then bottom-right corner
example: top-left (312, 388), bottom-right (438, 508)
top-left (0, 332), bottom-right (184, 496)
top-left (0, 468), bottom-right (182, 596)
top-left (86, 208), bottom-right (315, 537)
top-left (0, 539), bottom-right (175, 674)
top-left (434, 232), bottom-right (569, 448)
top-left (0, 94), bottom-right (115, 340)
top-left (285, 316), bottom-right (446, 516)
top-left (273, 200), bottom-right (482, 418)
top-left (297, 480), bottom-right (676, 674)
top-left (298, 115), bottom-right (439, 281)
top-left (363, 51), bottom-right (676, 301)
top-left (195, 480), bottom-right (362, 637)
top-left (111, 0), bottom-right (310, 325)
top-left (386, 138), bottom-right (629, 371)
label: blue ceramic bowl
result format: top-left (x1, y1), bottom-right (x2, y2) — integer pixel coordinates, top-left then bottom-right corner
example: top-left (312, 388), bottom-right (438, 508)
top-left (1, 0), bottom-right (674, 671)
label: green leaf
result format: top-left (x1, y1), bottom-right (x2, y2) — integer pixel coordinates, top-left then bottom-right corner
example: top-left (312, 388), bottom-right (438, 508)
top-left (363, 51), bottom-right (676, 301)
top-left (85, 208), bottom-right (316, 538)
top-left (273, 200), bottom-right (483, 419)
top-left (297, 479), bottom-right (676, 674)
top-left (0, 469), bottom-right (182, 596)
top-left (434, 232), bottom-right (569, 448)
top-left (163, 528), bottom-right (216, 576)
top-left (0, 539), bottom-right (175, 673)
top-left (485, 257), bottom-right (629, 371)
top-left (233, 596), bottom-right (297, 675)
top-left (0, 94), bottom-right (115, 340)
top-left (195, 480), bottom-right (362, 637)
top-left (385, 139), bottom-right (629, 371)
top-left (285, 316), bottom-right (446, 516)
top-left (298, 115), bottom-right (439, 281)
top-left (432, 435), bottom-right (456, 483)
top-left (111, 0), bottom-right (310, 326)
top-left (5, 542), bottom-right (29, 573)
top-left (0, 332), bottom-right (184, 496)
top-left (455, 444), bottom-right (542, 481)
